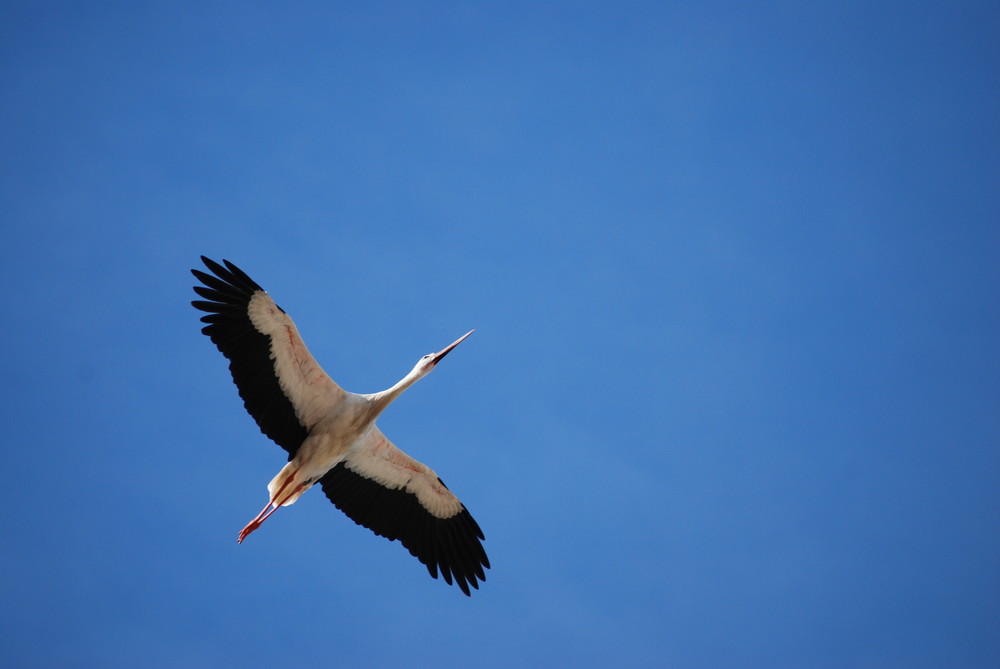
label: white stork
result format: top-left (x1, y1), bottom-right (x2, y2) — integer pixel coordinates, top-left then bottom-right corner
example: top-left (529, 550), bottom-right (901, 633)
top-left (191, 257), bottom-right (489, 596)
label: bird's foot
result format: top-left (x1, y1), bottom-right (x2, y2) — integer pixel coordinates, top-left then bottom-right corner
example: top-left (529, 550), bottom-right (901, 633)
top-left (238, 519), bottom-right (262, 543)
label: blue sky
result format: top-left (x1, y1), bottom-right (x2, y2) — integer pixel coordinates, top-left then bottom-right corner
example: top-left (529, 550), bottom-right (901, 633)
top-left (2, 2), bottom-right (999, 667)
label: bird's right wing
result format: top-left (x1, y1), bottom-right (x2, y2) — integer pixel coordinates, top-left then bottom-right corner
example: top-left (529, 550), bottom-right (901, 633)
top-left (318, 427), bottom-right (489, 596)
top-left (191, 256), bottom-right (347, 457)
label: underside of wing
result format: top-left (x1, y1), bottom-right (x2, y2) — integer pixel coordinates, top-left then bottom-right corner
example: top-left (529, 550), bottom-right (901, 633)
top-left (191, 256), bottom-right (346, 457)
top-left (318, 428), bottom-right (489, 596)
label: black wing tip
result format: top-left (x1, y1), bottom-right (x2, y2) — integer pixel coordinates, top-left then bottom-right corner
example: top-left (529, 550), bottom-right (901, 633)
top-left (199, 255), bottom-right (234, 270)
top-left (198, 255), bottom-right (226, 274)
top-left (192, 257), bottom-right (229, 290)
top-left (190, 256), bottom-right (307, 455)
top-left (319, 464), bottom-right (490, 596)
top-left (192, 257), bottom-right (267, 307)
top-left (208, 256), bottom-right (248, 281)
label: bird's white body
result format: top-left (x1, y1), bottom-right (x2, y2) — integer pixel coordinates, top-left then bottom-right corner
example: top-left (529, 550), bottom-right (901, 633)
top-left (192, 257), bottom-right (487, 595)
top-left (247, 290), bottom-right (465, 516)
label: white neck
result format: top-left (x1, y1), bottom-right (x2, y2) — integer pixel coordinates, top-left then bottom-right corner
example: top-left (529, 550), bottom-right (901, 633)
top-left (365, 363), bottom-right (431, 418)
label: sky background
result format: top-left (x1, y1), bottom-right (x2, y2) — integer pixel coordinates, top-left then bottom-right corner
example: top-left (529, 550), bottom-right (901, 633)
top-left (2, 2), bottom-right (999, 667)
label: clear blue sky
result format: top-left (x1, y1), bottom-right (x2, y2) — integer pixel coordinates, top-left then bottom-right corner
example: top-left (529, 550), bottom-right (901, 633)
top-left (2, 2), bottom-right (998, 667)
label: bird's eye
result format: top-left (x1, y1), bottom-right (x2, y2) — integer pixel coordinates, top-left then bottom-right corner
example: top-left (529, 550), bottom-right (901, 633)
top-left (422, 354), bottom-right (433, 360)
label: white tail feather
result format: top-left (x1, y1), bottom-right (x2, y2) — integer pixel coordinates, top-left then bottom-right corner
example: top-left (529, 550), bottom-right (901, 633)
top-left (267, 462), bottom-right (309, 506)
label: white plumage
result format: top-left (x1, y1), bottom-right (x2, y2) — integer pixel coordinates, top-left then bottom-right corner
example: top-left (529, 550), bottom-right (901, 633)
top-left (192, 257), bottom-right (488, 595)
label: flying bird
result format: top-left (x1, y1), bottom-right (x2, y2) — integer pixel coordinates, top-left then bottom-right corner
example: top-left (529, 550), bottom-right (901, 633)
top-left (191, 256), bottom-right (488, 595)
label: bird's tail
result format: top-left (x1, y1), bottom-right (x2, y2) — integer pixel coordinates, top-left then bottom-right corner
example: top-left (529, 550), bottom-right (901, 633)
top-left (267, 462), bottom-right (310, 507)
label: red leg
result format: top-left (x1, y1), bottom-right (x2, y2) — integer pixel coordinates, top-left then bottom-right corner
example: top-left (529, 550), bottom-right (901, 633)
top-left (237, 471), bottom-right (307, 543)
top-left (238, 499), bottom-right (275, 543)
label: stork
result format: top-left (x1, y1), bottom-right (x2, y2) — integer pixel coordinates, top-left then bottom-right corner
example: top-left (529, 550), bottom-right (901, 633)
top-left (191, 257), bottom-right (488, 595)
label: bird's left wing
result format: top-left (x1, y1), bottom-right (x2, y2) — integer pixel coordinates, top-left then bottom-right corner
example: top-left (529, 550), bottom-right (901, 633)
top-left (318, 427), bottom-right (489, 596)
top-left (191, 256), bottom-right (347, 457)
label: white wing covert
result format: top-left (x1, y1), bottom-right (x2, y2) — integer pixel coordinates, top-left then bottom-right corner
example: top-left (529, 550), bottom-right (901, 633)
top-left (319, 427), bottom-right (489, 596)
top-left (191, 256), bottom-right (346, 457)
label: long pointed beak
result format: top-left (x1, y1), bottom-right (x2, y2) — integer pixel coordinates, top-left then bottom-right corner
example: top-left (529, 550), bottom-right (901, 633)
top-left (432, 329), bottom-right (474, 364)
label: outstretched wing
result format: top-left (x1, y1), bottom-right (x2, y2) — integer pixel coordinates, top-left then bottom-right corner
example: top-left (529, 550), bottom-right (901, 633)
top-left (319, 427), bottom-right (489, 596)
top-left (191, 256), bottom-right (347, 457)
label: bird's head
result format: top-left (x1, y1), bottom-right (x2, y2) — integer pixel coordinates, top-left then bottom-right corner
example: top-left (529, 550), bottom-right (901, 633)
top-left (414, 329), bottom-right (474, 377)
top-left (371, 329), bottom-right (475, 411)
